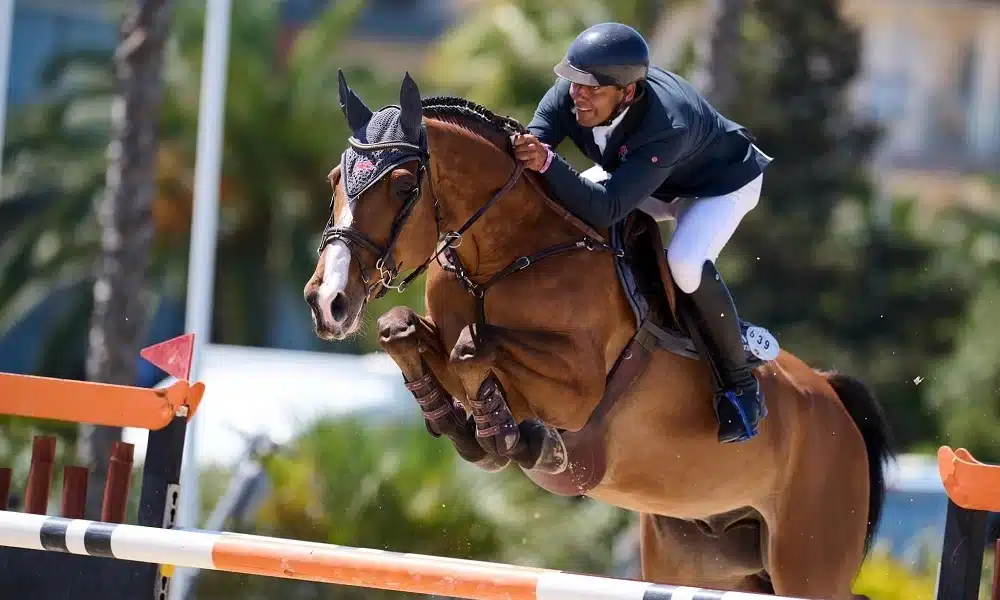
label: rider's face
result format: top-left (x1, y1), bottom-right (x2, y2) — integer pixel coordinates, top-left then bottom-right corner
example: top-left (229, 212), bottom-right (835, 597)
top-left (570, 82), bottom-right (634, 127)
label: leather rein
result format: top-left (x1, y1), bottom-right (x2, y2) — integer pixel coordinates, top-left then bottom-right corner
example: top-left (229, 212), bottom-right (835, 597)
top-left (318, 130), bottom-right (623, 330)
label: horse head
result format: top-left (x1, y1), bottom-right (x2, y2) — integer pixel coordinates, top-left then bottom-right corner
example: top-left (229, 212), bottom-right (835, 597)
top-left (304, 70), bottom-right (432, 340)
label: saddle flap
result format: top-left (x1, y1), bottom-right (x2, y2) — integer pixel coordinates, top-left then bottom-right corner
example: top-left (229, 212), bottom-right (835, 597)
top-left (643, 214), bottom-right (679, 321)
top-left (612, 211), bottom-right (679, 330)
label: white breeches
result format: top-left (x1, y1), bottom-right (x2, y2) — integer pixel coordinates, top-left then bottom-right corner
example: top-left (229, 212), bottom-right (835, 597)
top-left (580, 165), bottom-right (761, 294)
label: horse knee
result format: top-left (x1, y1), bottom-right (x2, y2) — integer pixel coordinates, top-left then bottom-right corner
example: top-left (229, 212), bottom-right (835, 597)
top-left (377, 307), bottom-right (426, 380)
top-left (666, 246), bottom-right (708, 295)
top-left (378, 306), bottom-right (421, 355)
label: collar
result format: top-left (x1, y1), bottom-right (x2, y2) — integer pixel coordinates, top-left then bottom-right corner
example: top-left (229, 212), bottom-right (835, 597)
top-left (591, 106), bottom-right (630, 153)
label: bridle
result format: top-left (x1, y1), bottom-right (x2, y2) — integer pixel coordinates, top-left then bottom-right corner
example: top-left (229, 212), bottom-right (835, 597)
top-left (318, 132), bottom-right (432, 301)
top-left (318, 122), bottom-right (622, 331)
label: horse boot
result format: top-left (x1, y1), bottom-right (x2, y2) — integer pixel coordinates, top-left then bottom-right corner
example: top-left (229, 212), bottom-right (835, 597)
top-left (469, 373), bottom-right (569, 473)
top-left (471, 373), bottom-right (522, 456)
top-left (405, 371), bottom-right (490, 464)
top-left (686, 260), bottom-right (766, 444)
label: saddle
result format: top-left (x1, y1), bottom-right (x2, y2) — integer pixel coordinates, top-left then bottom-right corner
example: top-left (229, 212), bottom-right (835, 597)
top-left (522, 208), bottom-right (779, 497)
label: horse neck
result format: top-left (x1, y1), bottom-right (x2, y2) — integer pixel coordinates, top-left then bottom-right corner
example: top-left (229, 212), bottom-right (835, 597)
top-left (425, 120), bottom-right (571, 276)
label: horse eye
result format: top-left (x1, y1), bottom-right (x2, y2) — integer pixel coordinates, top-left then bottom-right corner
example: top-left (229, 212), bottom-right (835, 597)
top-left (395, 182), bottom-right (416, 198)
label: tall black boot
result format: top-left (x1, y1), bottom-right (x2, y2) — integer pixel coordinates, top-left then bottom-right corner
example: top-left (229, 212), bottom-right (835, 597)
top-left (685, 260), bottom-right (766, 443)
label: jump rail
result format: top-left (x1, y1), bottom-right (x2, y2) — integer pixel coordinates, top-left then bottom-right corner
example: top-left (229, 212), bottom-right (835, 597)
top-left (0, 374), bottom-right (203, 431)
top-left (0, 510), bottom-right (801, 600)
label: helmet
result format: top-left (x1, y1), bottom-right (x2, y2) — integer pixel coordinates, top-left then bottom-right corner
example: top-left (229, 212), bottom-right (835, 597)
top-left (554, 23), bottom-right (649, 88)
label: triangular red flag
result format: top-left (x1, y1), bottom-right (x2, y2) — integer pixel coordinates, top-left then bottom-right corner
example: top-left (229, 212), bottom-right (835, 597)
top-left (140, 334), bottom-right (195, 381)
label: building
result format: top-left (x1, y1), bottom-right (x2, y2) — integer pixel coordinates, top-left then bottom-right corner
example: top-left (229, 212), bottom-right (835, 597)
top-left (842, 0), bottom-right (1000, 212)
top-left (4, 0), bottom-right (117, 109)
top-left (278, 0), bottom-right (473, 76)
top-left (645, 0), bottom-right (1000, 213)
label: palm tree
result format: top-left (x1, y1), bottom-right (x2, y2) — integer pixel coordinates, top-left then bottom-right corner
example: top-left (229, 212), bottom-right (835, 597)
top-left (78, 0), bottom-right (175, 518)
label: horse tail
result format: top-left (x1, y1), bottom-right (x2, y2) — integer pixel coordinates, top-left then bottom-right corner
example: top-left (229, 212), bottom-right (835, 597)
top-left (818, 369), bottom-right (895, 558)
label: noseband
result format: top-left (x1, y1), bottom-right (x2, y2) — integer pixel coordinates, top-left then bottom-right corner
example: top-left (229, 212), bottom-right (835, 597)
top-left (318, 129), bottom-right (622, 330)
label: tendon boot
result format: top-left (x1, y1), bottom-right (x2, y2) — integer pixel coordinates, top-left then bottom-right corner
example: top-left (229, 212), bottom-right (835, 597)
top-left (685, 260), bottom-right (766, 443)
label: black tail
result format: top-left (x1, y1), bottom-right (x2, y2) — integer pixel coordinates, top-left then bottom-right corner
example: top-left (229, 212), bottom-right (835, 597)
top-left (819, 370), bottom-right (895, 558)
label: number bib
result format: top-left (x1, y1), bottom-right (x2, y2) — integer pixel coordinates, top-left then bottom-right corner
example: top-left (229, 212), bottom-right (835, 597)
top-left (745, 326), bottom-right (780, 361)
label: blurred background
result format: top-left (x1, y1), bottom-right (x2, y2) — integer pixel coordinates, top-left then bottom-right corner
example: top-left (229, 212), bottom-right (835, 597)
top-left (1, 0), bottom-right (999, 598)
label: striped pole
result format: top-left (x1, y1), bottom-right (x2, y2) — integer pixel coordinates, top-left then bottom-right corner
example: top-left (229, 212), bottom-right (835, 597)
top-left (0, 511), bottom-right (801, 600)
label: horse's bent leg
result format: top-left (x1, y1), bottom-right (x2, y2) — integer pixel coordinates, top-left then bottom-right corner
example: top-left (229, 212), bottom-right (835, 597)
top-left (639, 513), bottom-right (767, 593)
top-left (377, 307), bottom-right (507, 472)
top-left (449, 325), bottom-right (567, 474)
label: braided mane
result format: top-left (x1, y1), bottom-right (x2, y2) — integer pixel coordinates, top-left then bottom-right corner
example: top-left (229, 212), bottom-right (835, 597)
top-left (420, 96), bottom-right (528, 152)
top-left (417, 95), bottom-right (606, 254)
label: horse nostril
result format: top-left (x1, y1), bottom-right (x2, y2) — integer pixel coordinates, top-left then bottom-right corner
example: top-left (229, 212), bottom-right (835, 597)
top-left (330, 292), bottom-right (349, 322)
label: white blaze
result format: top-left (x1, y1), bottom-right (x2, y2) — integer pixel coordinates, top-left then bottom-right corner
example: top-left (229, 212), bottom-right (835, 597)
top-left (316, 204), bottom-right (354, 325)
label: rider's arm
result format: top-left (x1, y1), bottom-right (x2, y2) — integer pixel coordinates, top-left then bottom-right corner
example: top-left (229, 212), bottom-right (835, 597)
top-left (526, 80), bottom-right (571, 148)
top-left (538, 136), bottom-right (684, 230)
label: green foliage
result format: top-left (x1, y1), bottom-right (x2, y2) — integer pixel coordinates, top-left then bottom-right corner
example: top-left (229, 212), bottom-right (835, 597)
top-left (926, 207), bottom-right (1000, 461)
top-left (853, 548), bottom-right (938, 600)
top-left (855, 543), bottom-right (1000, 600)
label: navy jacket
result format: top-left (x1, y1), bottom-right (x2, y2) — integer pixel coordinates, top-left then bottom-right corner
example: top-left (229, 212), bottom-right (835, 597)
top-left (526, 67), bottom-right (772, 229)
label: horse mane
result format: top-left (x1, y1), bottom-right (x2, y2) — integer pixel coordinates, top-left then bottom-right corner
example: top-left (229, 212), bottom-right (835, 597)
top-left (420, 95), bottom-right (527, 153)
top-left (418, 95), bottom-right (607, 243)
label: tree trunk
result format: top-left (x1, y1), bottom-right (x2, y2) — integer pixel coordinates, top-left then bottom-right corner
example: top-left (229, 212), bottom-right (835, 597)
top-left (79, 0), bottom-right (173, 519)
top-left (692, 0), bottom-right (748, 111)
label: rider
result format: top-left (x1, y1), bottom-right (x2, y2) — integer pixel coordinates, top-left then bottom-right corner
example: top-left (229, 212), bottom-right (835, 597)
top-left (513, 22), bottom-right (772, 444)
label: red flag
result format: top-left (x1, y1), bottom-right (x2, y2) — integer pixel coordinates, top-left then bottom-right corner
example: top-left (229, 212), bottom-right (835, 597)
top-left (140, 334), bottom-right (195, 381)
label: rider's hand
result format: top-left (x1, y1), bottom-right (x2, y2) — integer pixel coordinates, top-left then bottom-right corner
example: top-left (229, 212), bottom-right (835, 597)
top-left (512, 133), bottom-right (551, 172)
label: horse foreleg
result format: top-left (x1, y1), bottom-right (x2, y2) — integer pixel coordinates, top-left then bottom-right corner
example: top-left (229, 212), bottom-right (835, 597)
top-left (450, 325), bottom-right (568, 475)
top-left (377, 306), bottom-right (508, 472)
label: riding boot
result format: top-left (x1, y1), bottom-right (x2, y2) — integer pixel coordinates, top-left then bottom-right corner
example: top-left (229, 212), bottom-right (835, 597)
top-left (685, 260), bottom-right (766, 444)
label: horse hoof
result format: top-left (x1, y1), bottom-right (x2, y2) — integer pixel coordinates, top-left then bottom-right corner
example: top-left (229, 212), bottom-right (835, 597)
top-left (470, 454), bottom-right (512, 473)
top-left (529, 425), bottom-right (568, 474)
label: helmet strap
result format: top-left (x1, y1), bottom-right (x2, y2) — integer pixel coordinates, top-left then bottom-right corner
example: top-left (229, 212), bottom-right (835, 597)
top-left (594, 81), bottom-right (645, 127)
top-left (595, 97), bottom-right (627, 127)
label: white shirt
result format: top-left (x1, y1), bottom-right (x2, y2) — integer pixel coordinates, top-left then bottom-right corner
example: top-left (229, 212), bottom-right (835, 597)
top-left (540, 105), bottom-right (632, 174)
top-left (591, 106), bottom-right (630, 155)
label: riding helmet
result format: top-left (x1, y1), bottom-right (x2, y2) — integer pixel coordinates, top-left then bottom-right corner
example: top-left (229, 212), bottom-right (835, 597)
top-left (554, 22), bottom-right (649, 88)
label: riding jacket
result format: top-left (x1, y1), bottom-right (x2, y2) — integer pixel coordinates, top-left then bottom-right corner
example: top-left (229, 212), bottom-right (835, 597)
top-left (526, 67), bottom-right (772, 230)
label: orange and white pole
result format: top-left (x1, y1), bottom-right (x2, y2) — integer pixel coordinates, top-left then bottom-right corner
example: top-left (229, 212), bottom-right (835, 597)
top-left (0, 511), bottom-right (801, 600)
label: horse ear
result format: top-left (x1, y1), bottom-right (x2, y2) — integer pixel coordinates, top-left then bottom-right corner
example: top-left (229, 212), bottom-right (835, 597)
top-left (398, 72), bottom-right (423, 142)
top-left (338, 69), bottom-right (372, 132)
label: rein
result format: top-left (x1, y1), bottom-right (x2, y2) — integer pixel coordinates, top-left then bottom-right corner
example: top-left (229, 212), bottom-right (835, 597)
top-left (318, 125), bottom-right (623, 331)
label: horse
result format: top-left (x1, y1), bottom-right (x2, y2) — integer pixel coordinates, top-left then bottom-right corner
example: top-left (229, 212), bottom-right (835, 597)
top-left (304, 70), bottom-right (893, 599)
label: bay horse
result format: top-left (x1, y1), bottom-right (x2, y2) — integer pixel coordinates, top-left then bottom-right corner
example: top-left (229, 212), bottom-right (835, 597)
top-left (304, 71), bottom-right (893, 599)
